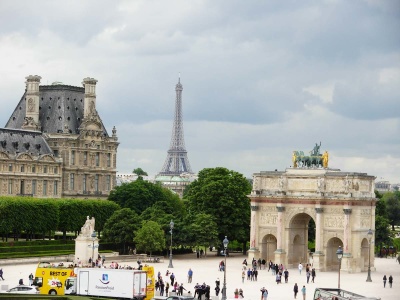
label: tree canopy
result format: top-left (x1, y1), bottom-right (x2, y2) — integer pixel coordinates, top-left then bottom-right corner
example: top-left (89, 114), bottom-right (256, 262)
top-left (133, 168), bottom-right (148, 177)
top-left (102, 208), bottom-right (140, 254)
top-left (108, 179), bottom-right (182, 216)
top-left (134, 220), bottom-right (165, 256)
top-left (184, 167), bottom-right (252, 246)
top-left (382, 191), bottom-right (400, 231)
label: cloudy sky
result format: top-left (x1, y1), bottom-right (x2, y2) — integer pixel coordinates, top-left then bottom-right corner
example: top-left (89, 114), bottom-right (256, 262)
top-left (0, 0), bottom-right (399, 183)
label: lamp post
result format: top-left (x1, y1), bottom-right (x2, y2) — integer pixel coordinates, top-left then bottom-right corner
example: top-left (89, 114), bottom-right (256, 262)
top-left (90, 230), bottom-right (98, 267)
top-left (168, 220), bottom-right (174, 268)
top-left (336, 245), bottom-right (343, 289)
top-left (221, 236), bottom-right (229, 300)
top-left (366, 229), bottom-right (373, 282)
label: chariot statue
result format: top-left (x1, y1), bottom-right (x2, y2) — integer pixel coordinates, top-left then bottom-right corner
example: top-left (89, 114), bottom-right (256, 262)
top-left (292, 142), bottom-right (329, 168)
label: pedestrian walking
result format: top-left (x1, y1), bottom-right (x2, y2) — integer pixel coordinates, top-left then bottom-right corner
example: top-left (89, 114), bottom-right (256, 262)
top-left (388, 275), bottom-right (393, 288)
top-left (311, 268), bottom-right (316, 283)
top-left (170, 272), bottom-right (175, 285)
top-left (298, 262), bottom-right (303, 275)
top-left (188, 268), bottom-right (193, 283)
top-left (0, 268), bottom-right (4, 280)
top-left (239, 288), bottom-right (244, 298)
top-left (165, 282), bottom-right (170, 296)
top-left (262, 289), bottom-right (268, 300)
top-left (160, 280), bottom-right (165, 296)
top-left (306, 270), bottom-right (311, 283)
top-left (234, 288), bottom-right (239, 298)
top-left (29, 273), bottom-right (34, 286)
top-left (293, 283), bottom-right (299, 299)
top-left (301, 285), bottom-right (306, 300)
top-left (383, 275), bottom-right (387, 288)
top-left (284, 269), bottom-right (289, 283)
top-left (215, 284), bottom-right (220, 296)
top-left (241, 270), bottom-right (245, 283)
top-left (178, 283), bottom-right (186, 296)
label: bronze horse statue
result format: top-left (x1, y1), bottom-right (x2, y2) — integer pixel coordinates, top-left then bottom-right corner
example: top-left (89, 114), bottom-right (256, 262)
top-left (293, 143), bottom-right (323, 168)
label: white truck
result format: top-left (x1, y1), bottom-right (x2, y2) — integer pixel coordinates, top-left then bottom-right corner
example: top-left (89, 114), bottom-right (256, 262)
top-left (65, 268), bottom-right (148, 299)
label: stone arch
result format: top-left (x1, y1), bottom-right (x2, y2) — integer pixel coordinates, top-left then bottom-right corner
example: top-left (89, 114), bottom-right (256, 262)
top-left (361, 238), bottom-right (369, 271)
top-left (325, 237), bottom-right (343, 271)
top-left (287, 212), bottom-right (315, 266)
top-left (260, 234), bottom-right (277, 262)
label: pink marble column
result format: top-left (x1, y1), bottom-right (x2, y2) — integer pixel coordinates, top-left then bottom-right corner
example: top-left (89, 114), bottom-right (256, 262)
top-left (276, 206), bottom-right (285, 252)
top-left (343, 208), bottom-right (352, 255)
top-left (314, 208), bottom-right (323, 254)
top-left (250, 205), bottom-right (259, 250)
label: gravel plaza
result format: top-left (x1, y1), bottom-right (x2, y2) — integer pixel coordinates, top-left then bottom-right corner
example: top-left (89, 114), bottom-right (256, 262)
top-left (0, 253), bottom-right (398, 299)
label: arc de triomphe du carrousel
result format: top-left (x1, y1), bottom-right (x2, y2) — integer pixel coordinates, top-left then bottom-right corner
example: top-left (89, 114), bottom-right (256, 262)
top-left (248, 143), bottom-right (376, 273)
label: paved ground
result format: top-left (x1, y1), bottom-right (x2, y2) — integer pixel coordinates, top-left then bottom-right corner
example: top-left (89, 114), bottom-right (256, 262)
top-left (0, 253), bottom-right (398, 299)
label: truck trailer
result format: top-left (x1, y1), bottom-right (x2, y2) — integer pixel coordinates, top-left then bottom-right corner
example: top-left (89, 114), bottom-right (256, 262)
top-left (65, 268), bottom-right (147, 299)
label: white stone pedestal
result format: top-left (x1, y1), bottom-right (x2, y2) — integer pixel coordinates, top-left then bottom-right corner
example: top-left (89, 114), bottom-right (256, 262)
top-left (75, 235), bottom-right (99, 266)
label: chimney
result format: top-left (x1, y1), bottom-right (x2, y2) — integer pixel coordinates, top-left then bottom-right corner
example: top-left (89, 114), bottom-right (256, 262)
top-left (82, 77), bottom-right (98, 118)
top-left (22, 75), bottom-right (41, 131)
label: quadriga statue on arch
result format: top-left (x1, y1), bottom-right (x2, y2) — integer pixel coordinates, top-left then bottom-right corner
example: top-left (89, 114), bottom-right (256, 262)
top-left (292, 142), bottom-right (328, 168)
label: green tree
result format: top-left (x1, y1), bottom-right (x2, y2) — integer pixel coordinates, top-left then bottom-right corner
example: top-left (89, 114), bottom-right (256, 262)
top-left (185, 167), bottom-right (252, 253)
top-left (189, 213), bottom-right (219, 254)
top-left (108, 179), bottom-right (183, 216)
top-left (102, 208), bottom-right (140, 254)
top-left (134, 221), bottom-right (165, 256)
top-left (133, 168), bottom-right (148, 178)
top-left (383, 191), bottom-right (400, 231)
top-left (375, 215), bottom-right (391, 248)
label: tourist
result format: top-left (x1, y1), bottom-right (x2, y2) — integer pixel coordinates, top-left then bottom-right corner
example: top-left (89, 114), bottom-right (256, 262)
top-left (301, 285), bottom-right (306, 300)
top-left (298, 262), bottom-right (303, 274)
top-left (311, 268), bottom-right (316, 283)
top-left (165, 282), bottom-right (169, 296)
top-left (284, 269), bottom-right (289, 283)
top-left (306, 270), bottom-right (311, 283)
top-left (241, 270), bottom-right (245, 283)
top-left (160, 280), bottom-right (165, 296)
top-left (188, 268), bottom-right (193, 283)
top-left (29, 273), bottom-right (34, 286)
top-left (234, 288), bottom-right (239, 298)
top-left (239, 288), bottom-right (244, 298)
top-left (262, 288), bottom-right (268, 300)
top-left (293, 283), bottom-right (298, 299)
top-left (383, 275), bottom-right (387, 288)
top-left (388, 275), bottom-right (393, 288)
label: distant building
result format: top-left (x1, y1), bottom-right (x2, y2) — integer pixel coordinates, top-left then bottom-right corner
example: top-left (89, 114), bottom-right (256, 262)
top-left (0, 75), bottom-right (119, 198)
top-left (375, 181), bottom-right (392, 193)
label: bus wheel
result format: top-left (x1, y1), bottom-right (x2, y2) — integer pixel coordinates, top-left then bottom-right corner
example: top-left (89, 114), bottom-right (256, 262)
top-left (49, 289), bottom-right (57, 295)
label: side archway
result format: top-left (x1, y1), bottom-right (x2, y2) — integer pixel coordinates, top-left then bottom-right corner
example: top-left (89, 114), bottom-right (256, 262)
top-left (361, 238), bottom-right (369, 271)
top-left (260, 234), bottom-right (277, 262)
top-left (326, 237), bottom-right (343, 271)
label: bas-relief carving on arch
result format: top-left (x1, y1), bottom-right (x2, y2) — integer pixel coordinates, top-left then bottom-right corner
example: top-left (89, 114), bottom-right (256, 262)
top-left (0, 151), bottom-right (10, 159)
top-left (16, 153), bottom-right (34, 161)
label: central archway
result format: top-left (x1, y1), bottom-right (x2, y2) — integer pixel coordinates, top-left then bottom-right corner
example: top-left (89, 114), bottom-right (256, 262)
top-left (287, 213), bottom-right (314, 266)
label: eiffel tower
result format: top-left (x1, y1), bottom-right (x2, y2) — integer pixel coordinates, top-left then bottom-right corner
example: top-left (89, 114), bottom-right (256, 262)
top-left (159, 77), bottom-right (193, 175)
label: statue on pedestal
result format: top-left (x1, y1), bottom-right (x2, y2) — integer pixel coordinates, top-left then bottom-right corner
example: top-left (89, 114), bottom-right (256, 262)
top-left (80, 216), bottom-right (95, 237)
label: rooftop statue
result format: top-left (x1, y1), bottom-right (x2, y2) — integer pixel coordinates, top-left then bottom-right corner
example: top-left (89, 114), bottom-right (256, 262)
top-left (293, 142), bottom-right (328, 168)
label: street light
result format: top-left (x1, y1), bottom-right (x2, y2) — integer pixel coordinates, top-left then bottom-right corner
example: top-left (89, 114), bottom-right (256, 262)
top-left (336, 245), bottom-right (343, 289)
top-left (366, 229), bottom-right (373, 282)
top-left (221, 236), bottom-right (229, 300)
top-left (168, 220), bottom-right (174, 268)
top-left (89, 230), bottom-right (99, 267)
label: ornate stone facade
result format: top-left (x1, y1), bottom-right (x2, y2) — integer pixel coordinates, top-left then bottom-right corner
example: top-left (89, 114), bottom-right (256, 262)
top-left (248, 168), bottom-right (377, 273)
top-left (1, 75), bottom-right (119, 199)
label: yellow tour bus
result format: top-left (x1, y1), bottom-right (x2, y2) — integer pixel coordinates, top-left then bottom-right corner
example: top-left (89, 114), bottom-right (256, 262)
top-left (33, 262), bottom-right (75, 295)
